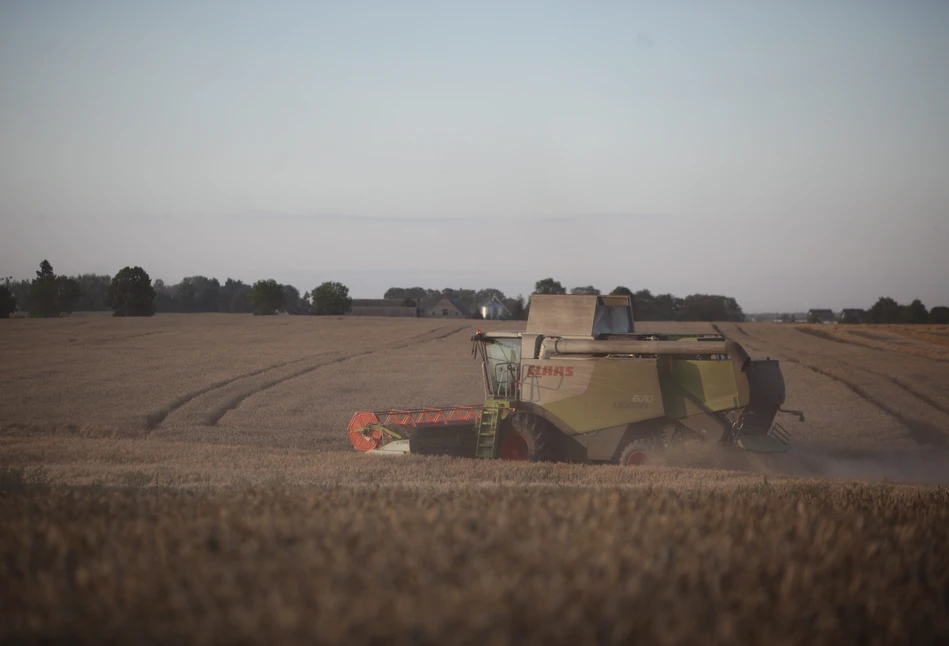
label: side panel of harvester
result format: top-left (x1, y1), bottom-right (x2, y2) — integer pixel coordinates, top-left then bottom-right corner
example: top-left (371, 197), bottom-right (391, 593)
top-left (658, 357), bottom-right (745, 418)
top-left (519, 358), bottom-right (665, 434)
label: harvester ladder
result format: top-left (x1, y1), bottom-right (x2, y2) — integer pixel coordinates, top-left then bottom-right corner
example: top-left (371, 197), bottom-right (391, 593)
top-left (473, 406), bottom-right (503, 459)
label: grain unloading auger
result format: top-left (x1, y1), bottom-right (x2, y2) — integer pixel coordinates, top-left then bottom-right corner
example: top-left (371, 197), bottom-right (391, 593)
top-left (347, 295), bottom-right (803, 465)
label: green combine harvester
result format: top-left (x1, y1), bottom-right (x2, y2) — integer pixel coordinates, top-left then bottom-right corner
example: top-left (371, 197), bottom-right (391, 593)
top-left (347, 294), bottom-right (802, 465)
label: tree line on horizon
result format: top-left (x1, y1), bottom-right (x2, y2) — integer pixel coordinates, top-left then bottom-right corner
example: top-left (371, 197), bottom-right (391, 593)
top-left (0, 261), bottom-right (353, 318)
top-left (859, 297), bottom-right (949, 325)
top-left (3, 263), bottom-right (945, 324)
top-left (387, 278), bottom-right (747, 322)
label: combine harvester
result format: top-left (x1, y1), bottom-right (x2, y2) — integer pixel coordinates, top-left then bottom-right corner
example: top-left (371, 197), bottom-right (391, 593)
top-left (347, 295), bottom-right (802, 465)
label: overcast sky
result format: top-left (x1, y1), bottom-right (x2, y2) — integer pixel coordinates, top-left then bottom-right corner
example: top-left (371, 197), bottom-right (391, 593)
top-left (1, 1), bottom-right (947, 312)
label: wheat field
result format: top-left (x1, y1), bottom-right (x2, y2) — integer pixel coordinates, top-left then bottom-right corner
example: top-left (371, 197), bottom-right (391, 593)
top-left (2, 315), bottom-right (949, 644)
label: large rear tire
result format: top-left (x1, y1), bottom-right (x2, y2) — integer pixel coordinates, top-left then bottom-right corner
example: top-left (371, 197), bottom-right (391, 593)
top-left (498, 413), bottom-right (562, 462)
top-left (618, 433), bottom-right (660, 466)
top-left (617, 421), bottom-right (700, 466)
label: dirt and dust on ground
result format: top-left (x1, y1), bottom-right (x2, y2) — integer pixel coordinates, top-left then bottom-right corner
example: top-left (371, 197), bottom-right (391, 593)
top-left (656, 441), bottom-right (949, 485)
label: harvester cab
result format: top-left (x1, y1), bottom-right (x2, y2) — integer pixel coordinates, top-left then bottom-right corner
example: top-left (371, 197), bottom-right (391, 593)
top-left (347, 295), bottom-right (800, 465)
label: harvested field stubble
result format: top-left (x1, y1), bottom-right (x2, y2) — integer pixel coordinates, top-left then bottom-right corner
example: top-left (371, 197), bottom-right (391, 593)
top-left (3, 316), bottom-right (949, 642)
top-left (3, 485), bottom-right (949, 646)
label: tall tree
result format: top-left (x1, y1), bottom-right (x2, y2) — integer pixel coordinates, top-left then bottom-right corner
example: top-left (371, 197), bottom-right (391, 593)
top-left (930, 306), bottom-right (949, 324)
top-left (176, 276), bottom-right (221, 312)
top-left (29, 260), bottom-right (57, 318)
top-left (312, 281), bottom-right (352, 315)
top-left (0, 278), bottom-right (16, 318)
top-left (899, 299), bottom-right (928, 324)
top-left (107, 266), bottom-right (157, 317)
top-left (674, 294), bottom-right (744, 322)
top-left (153, 279), bottom-right (179, 313)
top-left (248, 280), bottom-right (285, 315)
top-left (570, 286), bottom-right (600, 295)
top-left (216, 278), bottom-right (249, 313)
top-left (505, 295), bottom-right (527, 320)
top-left (74, 274), bottom-right (112, 311)
top-left (55, 276), bottom-right (81, 315)
top-left (653, 293), bottom-right (681, 320)
top-left (631, 289), bottom-right (661, 320)
top-left (868, 297), bottom-right (900, 323)
top-left (217, 278), bottom-right (253, 313)
top-left (534, 278), bottom-right (566, 295)
top-left (7, 279), bottom-right (31, 313)
top-left (282, 285), bottom-right (302, 312)
top-left (610, 286), bottom-right (634, 297)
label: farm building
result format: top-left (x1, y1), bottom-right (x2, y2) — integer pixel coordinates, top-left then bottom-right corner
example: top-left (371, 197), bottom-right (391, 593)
top-left (807, 309), bottom-right (836, 324)
top-left (429, 296), bottom-right (471, 318)
top-left (840, 308), bottom-right (866, 323)
top-left (349, 299), bottom-right (420, 317)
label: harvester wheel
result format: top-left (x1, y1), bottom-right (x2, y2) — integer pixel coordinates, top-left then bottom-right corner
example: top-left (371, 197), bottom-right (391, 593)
top-left (499, 413), bottom-right (561, 462)
top-left (618, 433), bottom-right (660, 466)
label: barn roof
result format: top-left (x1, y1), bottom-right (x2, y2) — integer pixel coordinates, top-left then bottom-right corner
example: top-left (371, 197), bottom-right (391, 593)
top-left (807, 309), bottom-right (836, 321)
top-left (434, 295), bottom-right (471, 317)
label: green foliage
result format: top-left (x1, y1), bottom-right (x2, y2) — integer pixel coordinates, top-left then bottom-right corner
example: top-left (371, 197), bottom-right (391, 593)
top-left (570, 285), bottom-right (600, 295)
top-left (177, 276), bottom-right (221, 313)
top-left (282, 285), bottom-right (302, 312)
top-left (0, 277), bottom-right (16, 318)
top-left (56, 276), bottom-right (81, 315)
top-left (930, 307), bottom-right (949, 324)
top-left (632, 289), bottom-right (659, 320)
top-left (674, 294), bottom-right (744, 322)
top-left (868, 297), bottom-right (901, 323)
top-left (506, 295), bottom-right (527, 320)
top-left (123, 276), bottom-right (290, 314)
top-left (6, 279), bottom-right (31, 312)
top-left (630, 290), bottom-right (681, 320)
top-left (384, 286), bottom-right (512, 316)
top-left (312, 281), bottom-right (352, 315)
top-left (248, 279), bottom-right (285, 315)
top-left (153, 279), bottom-right (178, 313)
top-left (610, 286), bottom-right (634, 298)
top-left (28, 260), bottom-right (80, 318)
top-left (221, 279), bottom-right (254, 314)
top-left (107, 266), bottom-right (157, 317)
top-left (75, 274), bottom-right (112, 311)
top-left (534, 278), bottom-right (566, 295)
top-left (29, 260), bottom-right (58, 317)
top-left (899, 299), bottom-right (928, 324)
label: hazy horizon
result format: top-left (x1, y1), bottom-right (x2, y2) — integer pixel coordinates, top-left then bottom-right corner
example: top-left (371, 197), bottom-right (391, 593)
top-left (2, 1), bottom-right (948, 312)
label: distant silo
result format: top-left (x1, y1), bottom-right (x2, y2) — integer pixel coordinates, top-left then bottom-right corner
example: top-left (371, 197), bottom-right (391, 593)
top-left (481, 301), bottom-right (506, 320)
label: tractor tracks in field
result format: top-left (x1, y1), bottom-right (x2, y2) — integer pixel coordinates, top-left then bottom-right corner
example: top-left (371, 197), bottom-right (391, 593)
top-left (204, 323), bottom-right (471, 426)
top-left (143, 355), bottom-right (316, 430)
top-left (794, 326), bottom-right (949, 363)
top-left (146, 324), bottom-right (471, 433)
top-left (887, 377), bottom-right (949, 416)
top-left (719, 323), bottom-right (949, 447)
